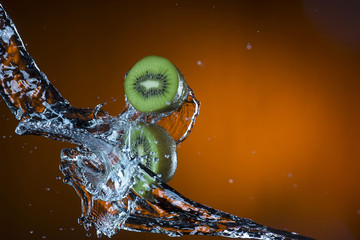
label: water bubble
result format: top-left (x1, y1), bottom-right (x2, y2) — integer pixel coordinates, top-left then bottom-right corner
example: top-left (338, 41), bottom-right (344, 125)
top-left (287, 172), bottom-right (293, 178)
top-left (196, 60), bottom-right (203, 66)
top-left (293, 184), bottom-right (298, 188)
top-left (56, 176), bottom-right (62, 180)
top-left (42, 236), bottom-right (47, 239)
top-left (59, 227), bottom-right (63, 231)
top-left (96, 230), bottom-right (102, 238)
top-left (86, 232), bottom-right (91, 237)
top-left (251, 150), bottom-right (256, 155)
top-left (229, 179), bottom-right (234, 184)
top-left (357, 209), bottom-right (360, 215)
top-left (71, 227), bottom-right (75, 231)
top-left (45, 187), bottom-right (50, 191)
top-left (29, 230), bottom-right (34, 234)
top-left (246, 43), bottom-right (252, 50)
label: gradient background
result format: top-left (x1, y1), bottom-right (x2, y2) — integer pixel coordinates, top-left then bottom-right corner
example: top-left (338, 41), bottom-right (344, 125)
top-left (0, 1), bottom-right (359, 239)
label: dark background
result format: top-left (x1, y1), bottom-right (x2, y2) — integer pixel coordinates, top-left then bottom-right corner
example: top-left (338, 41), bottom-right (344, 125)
top-left (0, 1), bottom-right (359, 239)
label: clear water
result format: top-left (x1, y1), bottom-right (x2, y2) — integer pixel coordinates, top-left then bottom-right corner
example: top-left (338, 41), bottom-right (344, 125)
top-left (0, 4), bottom-right (312, 240)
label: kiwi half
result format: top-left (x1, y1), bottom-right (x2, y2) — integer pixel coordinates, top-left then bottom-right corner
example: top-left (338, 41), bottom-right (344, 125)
top-left (124, 123), bottom-right (177, 199)
top-left (124, 55), bottom-right (188, 113)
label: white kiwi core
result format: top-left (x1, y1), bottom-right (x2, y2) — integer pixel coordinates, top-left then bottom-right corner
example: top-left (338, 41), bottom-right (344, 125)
top-left (140, 80), bottom-right (160, 90)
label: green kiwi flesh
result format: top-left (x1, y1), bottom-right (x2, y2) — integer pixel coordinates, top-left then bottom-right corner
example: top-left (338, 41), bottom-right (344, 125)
top-left (124, 55), bottom-right (188, 113)
top-left (125, 123), bottom-right (177, 199)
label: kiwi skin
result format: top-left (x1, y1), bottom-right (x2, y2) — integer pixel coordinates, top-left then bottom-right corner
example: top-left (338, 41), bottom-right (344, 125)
top-left (125, 123), bottom-right (177, 199)
top-left (124, 55), bottom-right (188, 113)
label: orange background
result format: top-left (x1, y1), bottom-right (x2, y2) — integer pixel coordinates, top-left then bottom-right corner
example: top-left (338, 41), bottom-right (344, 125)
top-left (0, 1), bottom-right (359, 240)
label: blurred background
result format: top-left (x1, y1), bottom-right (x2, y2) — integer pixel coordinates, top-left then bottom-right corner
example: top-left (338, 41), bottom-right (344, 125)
top-left (0, 0), bottom-right (359, 239)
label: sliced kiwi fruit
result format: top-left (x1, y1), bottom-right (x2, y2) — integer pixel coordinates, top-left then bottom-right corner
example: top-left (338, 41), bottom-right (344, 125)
top-left (124, 55), bottom-right (188, 113)
top-left (124, 123), bottom-right (177, 199)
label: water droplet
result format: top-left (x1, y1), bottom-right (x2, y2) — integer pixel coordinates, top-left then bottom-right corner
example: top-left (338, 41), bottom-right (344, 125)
top-left (246, 43), bottom-right (252, 50)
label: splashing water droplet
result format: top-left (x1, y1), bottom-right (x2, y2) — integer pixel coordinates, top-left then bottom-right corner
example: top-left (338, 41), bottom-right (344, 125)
top-left (246, 43), bottom-right (252, 50)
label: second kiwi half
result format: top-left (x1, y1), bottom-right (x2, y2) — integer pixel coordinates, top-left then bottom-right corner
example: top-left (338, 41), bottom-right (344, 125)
top-left (123, 123), bottom-right (177, 199)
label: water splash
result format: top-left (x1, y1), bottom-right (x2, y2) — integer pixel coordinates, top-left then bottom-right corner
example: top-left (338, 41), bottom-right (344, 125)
top-left (0, 4), bottom-right (313, 240)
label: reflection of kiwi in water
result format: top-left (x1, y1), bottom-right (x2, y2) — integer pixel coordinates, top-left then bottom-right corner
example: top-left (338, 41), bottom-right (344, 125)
top-left (124, 55), bottom-right (188, 113)
top-left (124, 123), bottom-right (177, 199)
